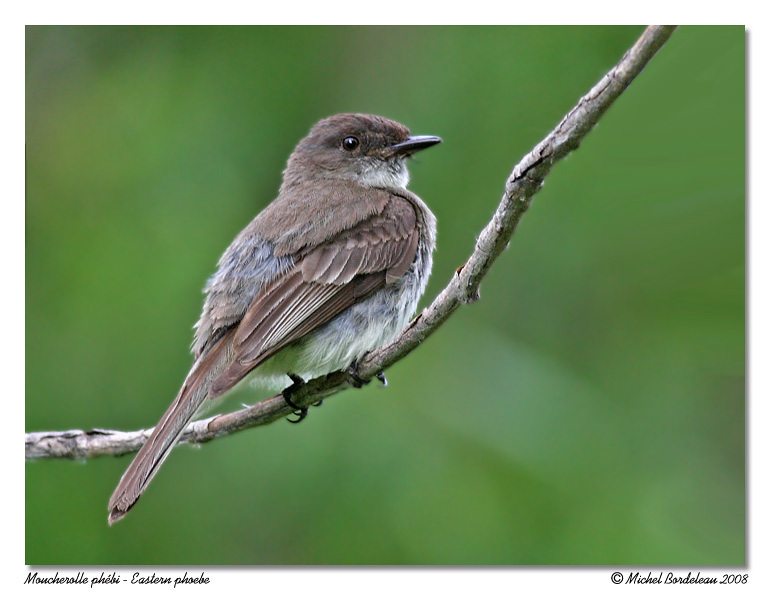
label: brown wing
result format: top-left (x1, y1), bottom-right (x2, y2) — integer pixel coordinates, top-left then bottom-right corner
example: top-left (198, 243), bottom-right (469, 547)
top-left (208, 196), bottom-right (419, 397)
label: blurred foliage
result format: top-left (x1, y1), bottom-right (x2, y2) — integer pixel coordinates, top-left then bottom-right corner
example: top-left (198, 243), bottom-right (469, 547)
top-left (25, 26), bottom-right (744, 565)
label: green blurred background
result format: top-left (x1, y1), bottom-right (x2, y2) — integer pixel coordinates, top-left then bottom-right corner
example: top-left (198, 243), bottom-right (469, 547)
top-left (25, 26), bottom-right (744, 565)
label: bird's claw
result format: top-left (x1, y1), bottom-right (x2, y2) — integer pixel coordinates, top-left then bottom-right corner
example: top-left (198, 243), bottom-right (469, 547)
top-left (347, 362), bottom-right (370, 388)
top-left (286, 406), bottom-right (308, 423)
top-left (282, 373), bottom-right (316, 424)
top-left (347, 362), bottom-right (387, 388)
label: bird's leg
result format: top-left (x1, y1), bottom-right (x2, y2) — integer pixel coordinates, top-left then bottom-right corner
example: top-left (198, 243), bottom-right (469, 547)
top-left (282, 373), bottom-right (314, 424)
top-left (347, 361), bottom-right (387, 388)
top-left (346, 361), bottom-right (370, 388)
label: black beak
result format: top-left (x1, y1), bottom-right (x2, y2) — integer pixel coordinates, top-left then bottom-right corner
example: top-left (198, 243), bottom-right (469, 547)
top-left (388, 135), bottom-right (442, 157)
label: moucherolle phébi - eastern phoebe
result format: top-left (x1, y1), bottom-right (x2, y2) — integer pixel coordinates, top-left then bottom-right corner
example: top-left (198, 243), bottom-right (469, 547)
top-left (108, 113), bottom-right (441, 524)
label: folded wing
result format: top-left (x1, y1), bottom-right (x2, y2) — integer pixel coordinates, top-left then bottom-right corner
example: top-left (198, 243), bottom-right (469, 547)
top-left (209, 195), bottom-right (419, 397)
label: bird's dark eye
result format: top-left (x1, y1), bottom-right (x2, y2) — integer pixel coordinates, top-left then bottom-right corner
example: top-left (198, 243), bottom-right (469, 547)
top-left (342, 136), bottom-right (360, 151)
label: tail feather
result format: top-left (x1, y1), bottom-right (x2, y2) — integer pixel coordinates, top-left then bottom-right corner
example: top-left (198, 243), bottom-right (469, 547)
top-left (108, 333), bottom-right (234, 525)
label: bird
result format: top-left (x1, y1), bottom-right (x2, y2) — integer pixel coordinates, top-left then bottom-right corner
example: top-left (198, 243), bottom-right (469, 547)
top-left (108, 113), bottom-right (441, 524)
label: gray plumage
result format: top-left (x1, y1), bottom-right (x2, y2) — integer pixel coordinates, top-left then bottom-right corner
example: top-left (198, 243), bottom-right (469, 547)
top-left (108, 114), bottom-right (440, 524)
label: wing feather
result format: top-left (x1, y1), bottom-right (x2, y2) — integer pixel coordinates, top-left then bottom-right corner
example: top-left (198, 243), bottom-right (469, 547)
top-left (209, 195), bottom-right (420, 397)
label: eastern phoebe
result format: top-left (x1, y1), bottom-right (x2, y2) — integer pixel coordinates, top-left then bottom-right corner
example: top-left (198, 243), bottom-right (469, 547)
top-left (108, 113), bottom-right (441, 524)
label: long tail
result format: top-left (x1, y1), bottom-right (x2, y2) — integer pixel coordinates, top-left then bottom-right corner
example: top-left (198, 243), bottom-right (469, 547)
top-left (108, 333), bottom-right (235, 525)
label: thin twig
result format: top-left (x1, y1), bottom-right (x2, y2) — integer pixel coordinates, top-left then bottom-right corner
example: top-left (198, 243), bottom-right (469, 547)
top-left (25, 25), bottom-right (677, 461)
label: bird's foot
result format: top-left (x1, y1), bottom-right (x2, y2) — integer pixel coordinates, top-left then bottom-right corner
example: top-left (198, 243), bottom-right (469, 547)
top-left (282, 374), bottom-right (322, 424)
top-left (347, 362), bottom-right (387, 388)
top-left (347, 362), bottom-right (370, 388)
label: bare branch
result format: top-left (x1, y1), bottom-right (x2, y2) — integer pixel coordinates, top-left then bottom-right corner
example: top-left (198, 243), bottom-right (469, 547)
top-left (25, 25), bottom-right (677, 462)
